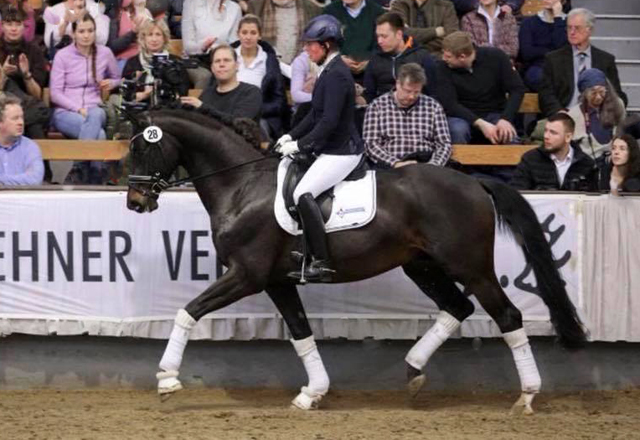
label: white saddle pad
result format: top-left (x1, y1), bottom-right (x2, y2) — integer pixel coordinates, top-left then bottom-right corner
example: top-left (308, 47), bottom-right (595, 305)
top-left (274, 157), bottom-right (377, 236)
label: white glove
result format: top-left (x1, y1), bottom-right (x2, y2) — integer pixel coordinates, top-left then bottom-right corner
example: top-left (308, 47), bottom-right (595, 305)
top-left (274, 134), bottom-right (292, 152)
top-left (279, 140), bottom-right (299, 156)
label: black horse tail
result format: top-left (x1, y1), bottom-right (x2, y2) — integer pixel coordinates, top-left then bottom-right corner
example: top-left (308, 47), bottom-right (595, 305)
top-left (479, 179), bottom-right (587, 349)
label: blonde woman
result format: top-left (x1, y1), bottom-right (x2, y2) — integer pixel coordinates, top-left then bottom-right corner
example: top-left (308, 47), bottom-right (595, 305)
top-left (121, 19), bottom-right (189, 103)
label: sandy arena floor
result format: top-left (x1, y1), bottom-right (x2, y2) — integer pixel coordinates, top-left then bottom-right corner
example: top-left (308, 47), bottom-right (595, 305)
top-left (2, 388), bottom-right (640, 440)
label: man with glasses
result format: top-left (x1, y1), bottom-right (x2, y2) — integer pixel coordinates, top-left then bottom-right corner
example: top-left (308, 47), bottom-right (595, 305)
top-left (539, 8), bottom-right (626, 117)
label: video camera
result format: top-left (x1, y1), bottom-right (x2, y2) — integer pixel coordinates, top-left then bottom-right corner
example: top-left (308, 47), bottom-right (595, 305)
top-left (121, 54), bottom-right (198, 112)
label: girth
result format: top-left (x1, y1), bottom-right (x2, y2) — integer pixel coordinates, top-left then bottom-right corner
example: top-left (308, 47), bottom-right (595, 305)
top-left (283, 154), bottom-right (370, 224)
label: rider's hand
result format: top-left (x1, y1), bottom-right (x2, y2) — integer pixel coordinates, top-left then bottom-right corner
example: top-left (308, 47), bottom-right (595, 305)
top-left (274, 134), bottom-right (292, 152)
top-left (279, 140), bottom-right (299, 156)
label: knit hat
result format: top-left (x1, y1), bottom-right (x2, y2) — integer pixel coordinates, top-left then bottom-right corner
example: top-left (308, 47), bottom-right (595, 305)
top-left (578, 68), bottom-right (607, 92)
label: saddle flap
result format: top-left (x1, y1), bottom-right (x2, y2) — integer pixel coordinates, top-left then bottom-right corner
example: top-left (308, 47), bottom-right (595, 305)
top-left (282, 156), bottom-right (333, 223)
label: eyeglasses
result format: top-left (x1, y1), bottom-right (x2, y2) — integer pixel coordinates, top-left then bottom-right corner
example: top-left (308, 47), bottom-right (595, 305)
top-left (567, 25), bottom-right (589, 33)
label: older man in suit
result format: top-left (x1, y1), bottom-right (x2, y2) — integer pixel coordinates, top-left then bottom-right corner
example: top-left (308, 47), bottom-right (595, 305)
top-left (539, 8), bottom-right (627, 117)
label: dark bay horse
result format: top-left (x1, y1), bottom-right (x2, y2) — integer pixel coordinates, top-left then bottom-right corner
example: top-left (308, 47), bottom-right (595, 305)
top-left (126, 108), bottom-right (586, 413)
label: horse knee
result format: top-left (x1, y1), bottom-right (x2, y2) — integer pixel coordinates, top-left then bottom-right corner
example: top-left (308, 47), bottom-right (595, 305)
top-left (494, 307), bottom-right (523, 333)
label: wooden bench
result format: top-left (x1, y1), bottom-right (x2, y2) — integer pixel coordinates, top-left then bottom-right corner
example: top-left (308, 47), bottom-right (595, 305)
top-left (38, 139), bottom-right (536, 166)
top-left (521, 0), bottom-right (545, 16)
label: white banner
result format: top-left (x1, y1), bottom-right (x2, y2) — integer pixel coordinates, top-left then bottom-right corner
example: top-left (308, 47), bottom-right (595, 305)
top-left (0, 191), bottom-right (580, 340)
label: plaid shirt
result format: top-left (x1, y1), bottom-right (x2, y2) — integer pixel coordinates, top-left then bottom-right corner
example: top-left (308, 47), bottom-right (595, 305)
top-left (363, 92), bottom-right (452, 168)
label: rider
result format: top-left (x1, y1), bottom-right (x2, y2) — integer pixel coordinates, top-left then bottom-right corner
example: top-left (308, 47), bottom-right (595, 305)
top-left (275, 14), bottom-right (364, 282)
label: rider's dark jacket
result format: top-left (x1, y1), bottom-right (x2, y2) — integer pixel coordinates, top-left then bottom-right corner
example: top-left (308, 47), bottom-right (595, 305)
top-left (289, 55), bottom-right (364, 156)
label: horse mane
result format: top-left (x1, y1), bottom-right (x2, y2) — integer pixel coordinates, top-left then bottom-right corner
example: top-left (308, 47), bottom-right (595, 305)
top-left (164, 105), bottom-right (263, 151)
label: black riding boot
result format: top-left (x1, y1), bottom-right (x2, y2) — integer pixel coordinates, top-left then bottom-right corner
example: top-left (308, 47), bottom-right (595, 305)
top-left (288, 193), bottom-right (335, 282)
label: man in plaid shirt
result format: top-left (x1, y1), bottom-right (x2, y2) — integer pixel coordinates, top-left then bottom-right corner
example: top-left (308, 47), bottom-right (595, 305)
top-left (363, 63), bottom-right (452, 168)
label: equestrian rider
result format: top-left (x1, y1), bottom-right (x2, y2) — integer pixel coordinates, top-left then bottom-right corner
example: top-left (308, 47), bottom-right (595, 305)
top-left (275, 15), bottom-right (364, 282)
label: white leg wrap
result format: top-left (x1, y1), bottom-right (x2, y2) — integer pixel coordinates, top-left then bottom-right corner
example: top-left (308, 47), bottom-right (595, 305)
top-left (159, 309), bottom-right (196, 373)
top-left (503, 328), bottom-right (542, 394)
top-left (405, 311), bottom-right (461, 370)
top-left (291, 335), bottom-right (330, 397)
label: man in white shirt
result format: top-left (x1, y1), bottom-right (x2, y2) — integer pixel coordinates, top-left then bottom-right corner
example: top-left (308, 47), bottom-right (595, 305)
top-left (510, 112), bottom-right (597, 191)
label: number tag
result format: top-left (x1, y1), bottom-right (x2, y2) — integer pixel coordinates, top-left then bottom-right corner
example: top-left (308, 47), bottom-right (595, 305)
top-left (143, 126), bottom-right (163, 143)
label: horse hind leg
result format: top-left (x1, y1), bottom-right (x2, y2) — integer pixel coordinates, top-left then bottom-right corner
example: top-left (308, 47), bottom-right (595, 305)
top-left (402, 261), bottom-right (475, 398)
top-left (468, 276), bottom-right (541, 415)
top-left (266, 284), bottom-right (329, 410)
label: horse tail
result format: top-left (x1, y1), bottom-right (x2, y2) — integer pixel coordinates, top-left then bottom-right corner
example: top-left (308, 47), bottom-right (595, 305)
top-left (479, 179), bottom-right (587, 349)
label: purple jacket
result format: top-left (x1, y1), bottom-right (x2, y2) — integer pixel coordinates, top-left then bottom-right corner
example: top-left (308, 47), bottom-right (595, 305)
top-left (50, 44), bottom-right (120, 112)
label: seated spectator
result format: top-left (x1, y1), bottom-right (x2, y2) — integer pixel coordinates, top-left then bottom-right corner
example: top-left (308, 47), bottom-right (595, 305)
top-left (0, 0), bottom-right (35, 42)
top-left (290, 50), bottom-right (317, 122)
top-left (182, 0), bottom-right (242, 89)
top-left (437, 31), bottom-right (525, 145)
top-left (389, 0), bottom-right (459, 57)
top-left (363, 12), bottom-right (437, 103)
top-left (0, 94), bottom-right (43, 186)
top-left (363, 62), bottom-right (451, 169)
top-left (121, 19), bottom-right (189, 104)
top-left (323, 0), bottom-right (384, 79)
top-left (44, 0), bottom-right (110, 52)
top-left (540, 8), bottom-right (627, 117)
top-left (567, 68), bottom-right (625, 160)
top-left (50, 14), bottom-right (120, 184)
top-left (510, 112), bottom-right (596, 191)
top-left (519, 0), bottom-right (568, 92)
top-left (599, 135), bottom-right (640, 194)
top-left (107, 0), bottom-right (153, 72)
top-left (461, 0), bottom-right (518, 62)
top-left (247, 0), bottom-right (321, 66)
top-left (167, 0), bottom-right (183, 38)
top-left (180, 44), bottom-right (262, 124)
top-left (230, 14), bottom-right (287, 138)
top-left (450, 0), bottom-right (523, 17)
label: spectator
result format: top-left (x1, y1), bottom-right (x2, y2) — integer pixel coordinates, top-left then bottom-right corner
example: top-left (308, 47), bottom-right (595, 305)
top-left (519, 0), bottom-right (568, 92)
top-left (450, 0), bottom-right (523, 17)
top-left (230, 14), bottom-right (287, 139)
top-left (121, 19), bottom-right (189, 104)
top-left (0, 0), bottom-right (35, 42)
top-left (180, 44), bottom-right (262, 123)
top-left (50, 14), bottom-right (120, 184)
top-left (107, 0), bottom-right (153, 72)
top-left (290, 50), bottom-right (317, 122)
top-left (598, 134), bottom-right (640, 194)
top-left (323, 0), bottom-right (384, 79)
top-left (182, 0), bottom-right (242, 89)
top-left (0, 94), bottom-right (43, 186)
top-left (44, 0), bottom-right (110, 51)
top-left (461, 0), bottom-right (518, 62)
top-left (567, 68), bottom-right (625, 160)
top-left (510, 112), bottom-right (596, 190)
top-left (437, 31), bottom-right (525, 145)
top-left (389, 0), bottom-right (459, 57)
top-left (167, 0), bottom-right (183, 38)
top-left (0, 7), bottom-right (50, 179)
top-left (363, 62), bottom-right (451, 169)
top-left (247, 0), bottom-right (321, 66)
top-left (539, 8), bottom-right (627, 117)
top-left (363, 12), bottom-right (437, 103)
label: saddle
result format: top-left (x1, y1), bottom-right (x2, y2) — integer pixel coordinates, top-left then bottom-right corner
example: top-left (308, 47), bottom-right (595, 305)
top-left (283, 154), bottom-right (370, 224)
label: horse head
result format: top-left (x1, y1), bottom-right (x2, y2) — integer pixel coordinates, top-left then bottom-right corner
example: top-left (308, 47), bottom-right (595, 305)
top-left (126, 111), bottom-right (181, 214)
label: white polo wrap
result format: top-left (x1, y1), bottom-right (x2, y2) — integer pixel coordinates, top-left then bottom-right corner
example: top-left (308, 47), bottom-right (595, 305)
top-left (159, 309), bottom-right (196, 372)
top-left (405, 311), bottom-right (461, 370)
top-left (503, 328), bottom-right (542, 393)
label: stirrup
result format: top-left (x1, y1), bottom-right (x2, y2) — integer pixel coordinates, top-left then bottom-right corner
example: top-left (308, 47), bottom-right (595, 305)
top-left (288, 260), bottom-right (335, 283)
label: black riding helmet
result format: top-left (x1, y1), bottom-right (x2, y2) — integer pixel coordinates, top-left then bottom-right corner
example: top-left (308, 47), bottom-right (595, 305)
top-left (302, 14), bottom-right (344, 45)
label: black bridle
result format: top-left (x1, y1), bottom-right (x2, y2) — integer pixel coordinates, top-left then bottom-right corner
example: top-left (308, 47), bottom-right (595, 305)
top-left (127, 128), bottom-right (278, 199)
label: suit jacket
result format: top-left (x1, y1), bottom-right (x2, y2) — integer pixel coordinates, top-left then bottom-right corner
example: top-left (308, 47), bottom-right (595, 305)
top-left (290, 55), bottom-right (363, 155)
top-left (539, 45), bottom-right (627, 117)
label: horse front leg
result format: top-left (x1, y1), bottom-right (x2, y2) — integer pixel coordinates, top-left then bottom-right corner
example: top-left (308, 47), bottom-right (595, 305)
top-left (265, 284), bottom-right (329, 410)
top-left (156, 265), bottom-right (257, 400)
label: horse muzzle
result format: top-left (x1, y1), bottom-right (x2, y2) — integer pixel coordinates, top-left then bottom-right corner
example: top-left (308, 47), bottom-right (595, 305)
top-left (127, 186), bottom-right (159, 213)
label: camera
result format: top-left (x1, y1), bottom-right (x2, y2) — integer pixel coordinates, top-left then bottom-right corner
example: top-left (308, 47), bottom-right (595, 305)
top-left (121, 55), bottom-right (197, 112)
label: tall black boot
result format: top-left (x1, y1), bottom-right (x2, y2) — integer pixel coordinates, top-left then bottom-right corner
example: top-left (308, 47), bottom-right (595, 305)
top-left (288, 193), bottom-right (335, 282)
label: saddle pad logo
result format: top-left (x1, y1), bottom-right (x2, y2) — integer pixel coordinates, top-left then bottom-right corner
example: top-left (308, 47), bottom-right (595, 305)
top-left (336, 207), bottom-right (366, 218)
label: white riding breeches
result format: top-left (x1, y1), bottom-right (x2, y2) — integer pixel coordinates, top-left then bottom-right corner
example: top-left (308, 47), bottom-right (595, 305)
top-left (293, 153), bottom-right (363, 204)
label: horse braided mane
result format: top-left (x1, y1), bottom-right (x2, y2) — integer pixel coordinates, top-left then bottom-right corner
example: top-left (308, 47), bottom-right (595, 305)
top-left (170, 104), bottom-right (263, 151)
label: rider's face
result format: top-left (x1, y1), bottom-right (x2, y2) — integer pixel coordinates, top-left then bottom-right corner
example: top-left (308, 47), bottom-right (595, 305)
top-left (304, 41), bottom-right (326, 64)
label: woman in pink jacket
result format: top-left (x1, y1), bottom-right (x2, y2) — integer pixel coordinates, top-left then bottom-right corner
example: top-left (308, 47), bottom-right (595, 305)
top-left (50, 13), bottom-right (120, 184)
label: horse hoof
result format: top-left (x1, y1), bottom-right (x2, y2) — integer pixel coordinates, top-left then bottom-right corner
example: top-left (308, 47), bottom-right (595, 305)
top-left (156, 370), bottom-right (183, 401)
top-left (291, 386), bottom-right (324, 410)
top-left (407, 374), bottom-right (426, 398)
top-left (510, 392), bottom-right (536, 416)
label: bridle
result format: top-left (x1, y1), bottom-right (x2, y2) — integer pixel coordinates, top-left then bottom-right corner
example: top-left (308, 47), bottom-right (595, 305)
top-left (127, 125), bottom-right (278, 200)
